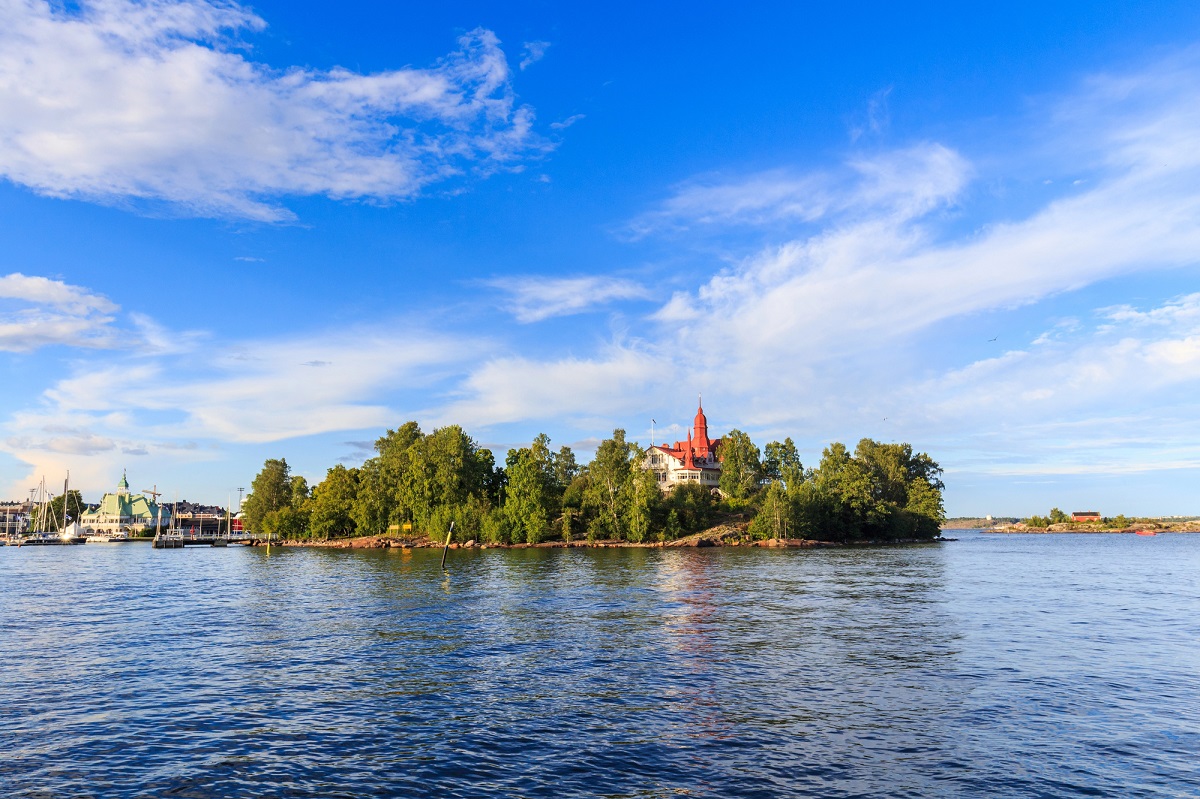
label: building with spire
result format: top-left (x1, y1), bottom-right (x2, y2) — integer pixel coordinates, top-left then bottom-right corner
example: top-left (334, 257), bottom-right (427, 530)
top-left (644, 399), bottom-right (724, 492)
top-left (79, 472), bottom-right (169, 535)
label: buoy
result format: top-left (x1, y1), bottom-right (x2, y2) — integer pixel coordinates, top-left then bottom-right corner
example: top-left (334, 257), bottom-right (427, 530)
top-left (440, 521), bottom-right (455, 570)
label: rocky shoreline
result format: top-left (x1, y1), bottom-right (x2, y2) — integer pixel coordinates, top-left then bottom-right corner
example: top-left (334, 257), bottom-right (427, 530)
top-left (985, 521), bottom-right (1200, 534)
top-left (281, 525), bottom-right (947, 550)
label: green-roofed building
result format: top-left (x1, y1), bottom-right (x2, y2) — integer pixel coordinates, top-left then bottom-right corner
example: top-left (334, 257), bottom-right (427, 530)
top-left (80, 472), bottom-right (169, 535)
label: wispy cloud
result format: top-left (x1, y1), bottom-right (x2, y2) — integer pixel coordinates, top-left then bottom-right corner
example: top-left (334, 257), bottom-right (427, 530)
top-left (849, 86), bottom-right (893, 142)
top-left (0, 1), bottom-right (547, 221)
top-left (519, 40), bottom-right (550, 70)
top-left (0, 273), bottom-right (120, 351)
top-left (550, 113), bottom-right (585, 130)
top-left (447, 52), bottom-right (1200, 485)
top-left (626, 143), bottom-right (970, 237)
top-left (911, 292), bottom-right (1200, 477)
top-left (486, 275), bottom-right (652, 322)
top-left (0, 315), bottom-right (491, 494)
top-left (443, 346), bottom-right (670, 428)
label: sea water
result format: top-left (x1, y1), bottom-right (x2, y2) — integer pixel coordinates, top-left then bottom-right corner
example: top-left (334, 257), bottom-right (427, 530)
top-left (1, 531), bottom-right (1197, 798)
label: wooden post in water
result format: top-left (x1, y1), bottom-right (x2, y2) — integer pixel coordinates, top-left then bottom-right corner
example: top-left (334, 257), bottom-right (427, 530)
top-left (440, 521), bottom-right (455, 570)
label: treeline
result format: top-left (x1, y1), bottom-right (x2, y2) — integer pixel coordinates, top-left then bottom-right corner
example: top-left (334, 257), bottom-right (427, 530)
top-left (1023, 508), bottom-right (1154, 529)
top-left (241, 422), bottom-right (945, 544)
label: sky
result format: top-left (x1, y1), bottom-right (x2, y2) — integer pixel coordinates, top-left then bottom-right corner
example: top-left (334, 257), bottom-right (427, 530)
top-left (2, 0), bottom-right (1200, 517)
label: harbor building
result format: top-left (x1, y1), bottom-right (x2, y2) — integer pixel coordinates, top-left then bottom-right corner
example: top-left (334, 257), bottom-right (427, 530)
top-left (79, 472), bottom-right (169, 535)
top-left (644, 399), bottom-right (724, 492)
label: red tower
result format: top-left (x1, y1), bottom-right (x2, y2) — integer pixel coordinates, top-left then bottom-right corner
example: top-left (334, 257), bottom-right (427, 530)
top-left (691, 397), bottom-right (713, 460)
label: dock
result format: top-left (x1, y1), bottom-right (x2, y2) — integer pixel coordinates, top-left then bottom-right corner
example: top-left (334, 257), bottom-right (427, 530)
top-left (153, 530), bottom-right (278, 548)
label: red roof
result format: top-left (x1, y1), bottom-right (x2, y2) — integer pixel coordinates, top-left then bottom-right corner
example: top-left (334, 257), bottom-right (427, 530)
top-left (653, 399), bottom-right (722, 469)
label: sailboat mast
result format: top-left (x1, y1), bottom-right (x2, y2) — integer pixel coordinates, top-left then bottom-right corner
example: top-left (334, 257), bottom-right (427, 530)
top-left (62, 471), bottom-right (70, 535)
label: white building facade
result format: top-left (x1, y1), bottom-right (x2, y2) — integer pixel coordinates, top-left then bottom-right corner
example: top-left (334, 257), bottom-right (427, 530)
top-left (644, 400), bottom-right (723, 493)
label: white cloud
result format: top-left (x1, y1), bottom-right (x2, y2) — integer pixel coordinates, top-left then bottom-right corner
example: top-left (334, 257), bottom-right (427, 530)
top-left (0, 1), bottom-right (546, 221)
top-left (626, 143), bottom-right (970, 236)
top-left (443, 346), bottom-right (671, 429)
top-left (550, 113), bottom-right (585, 130)
top-left (0, 273), bottom-right (121, 351)
top-left (909, 294), bottom-right (1200, 477)
top-left (519, 40), bottom-right (550, 70)
top-left (487, 275), bottom-right (652, 322)
top-left (443, 53), bottom-right (1200, 484)
top-left (849, 86), bottom-right (893, 142)
top-left (642, 57), bottom-right (1200, 390)
top-left (0, 319), bottom-right (490, 495)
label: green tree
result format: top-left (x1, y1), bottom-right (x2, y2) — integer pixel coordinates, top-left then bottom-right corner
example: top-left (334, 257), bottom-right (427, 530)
top-left (1049, 507), bottom-right (1069, 524)
top-left (242, 458), bottom-right (292, 534)
top-left (561, 507), bottom-right (575, 542)
top-left (903, 478), bottom-right (944, 539)
top-left (762, 438), bottom-right (802, 485)
top-left (810, 442), bottom-right (879, 541)
top-left (718, 429), bottom-right (762, 499)
top-left (553, 445), bottom-right (579, 490)
top-left (583, 429), bottom-right (635, 539)
top-left (662, 509), bottom-right (682, 541)
top-left (308, 465), bottom-right (360, 539)
top-left (397, 425), bottom-right (494, 532)
top-left (351, 422), bottom-right (424, 534)
top-left (624, 445), bottom-right (659, 543)
top-left (505, 444), bottom-right (552, 544)
top-left (749, 480), bottom-right (790, 540)
top-left (290, 475), bottom-right (310, 508)
top-left (35, 490), bottom-right (85, 531)
top-left (261, 506), bottom-right (308, 540)
top-left (667, 482), bottom-right (715, 533)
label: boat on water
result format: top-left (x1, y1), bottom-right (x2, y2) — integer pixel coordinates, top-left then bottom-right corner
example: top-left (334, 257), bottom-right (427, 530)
top-left (16, 476), bottom-right (86, 545)
top-left (85, 528), bottom-right (132, 543)
top-left (17, 530), bottom-right (85, 546)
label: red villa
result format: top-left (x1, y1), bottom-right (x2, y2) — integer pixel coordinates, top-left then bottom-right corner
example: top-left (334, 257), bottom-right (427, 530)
top-left (1071, 511), bottom-right (1102, 522)
top-left (644, 399), bottom-right (724, 492)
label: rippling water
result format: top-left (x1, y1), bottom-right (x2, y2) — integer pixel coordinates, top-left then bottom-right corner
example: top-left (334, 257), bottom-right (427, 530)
top-left (2, 532), bottom-right (1198, 798)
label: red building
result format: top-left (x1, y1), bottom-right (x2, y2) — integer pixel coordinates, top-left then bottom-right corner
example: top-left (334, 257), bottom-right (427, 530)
top-left (1072, 511), bottom-right (1101, 522)
top-left (644, 399), bottom-right (724, 491)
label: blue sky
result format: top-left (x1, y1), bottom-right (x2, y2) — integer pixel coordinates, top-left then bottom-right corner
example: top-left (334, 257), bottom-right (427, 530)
top-left (2, 0), bottom-right (1200, 516)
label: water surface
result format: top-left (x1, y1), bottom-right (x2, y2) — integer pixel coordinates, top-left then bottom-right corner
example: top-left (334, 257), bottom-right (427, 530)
top-left (1, 532), bottom-right (1197, 797)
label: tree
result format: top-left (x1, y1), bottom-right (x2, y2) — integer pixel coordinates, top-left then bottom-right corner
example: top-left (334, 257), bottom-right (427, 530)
top-left (35, 490), bottom-right (85, 531)
top-left (308, 465), bottom-right (360, 539)
top-left (1049, 507), bottom-right (1069, 524)
top-left (505, 445), bottom-right (552, 544)
top-left (749, 481), bottom-right (790, 540)
top-left (904, 478), bottom-right (944, 538)
top-left (290, 475), bottom-right (310, 508)
top-left (261, 506), bottom-right (308, 540)
top-left (663, 509), bottom-right (682, 541)
top-left (718, 429), bottom-right (762, 499)
top-left (763, 438), bottom-right (802, 485)
top-left (624, 445), bottom-right (660, 543)
top-left (553, 445), bottom-right (579, 490)
top-left (350, 422), bottom-right (498, 537)
top-left (666, 482), bottom-right (714, 534)
top-left (242, 458), bottom-right (292, 533)
top-left (810, 442), bottom-right (879, 540)
top-left (583, 429), bottom-right (635, 539)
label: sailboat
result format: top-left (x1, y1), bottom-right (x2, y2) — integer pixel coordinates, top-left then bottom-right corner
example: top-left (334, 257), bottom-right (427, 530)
top-left (21, 475), bottom-right (85, 545)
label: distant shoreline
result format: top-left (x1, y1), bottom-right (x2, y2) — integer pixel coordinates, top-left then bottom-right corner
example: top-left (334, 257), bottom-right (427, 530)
top-left (968, 522), bottom-right (1200, 534)
top-left (279, 533), bottom-right (950, 551)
